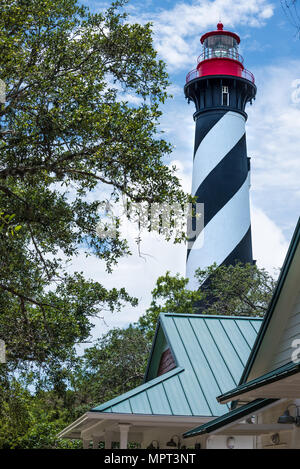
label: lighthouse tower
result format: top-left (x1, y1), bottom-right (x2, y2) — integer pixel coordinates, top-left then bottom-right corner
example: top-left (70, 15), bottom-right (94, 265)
top-left (185, 23), bottom-right (256, 290)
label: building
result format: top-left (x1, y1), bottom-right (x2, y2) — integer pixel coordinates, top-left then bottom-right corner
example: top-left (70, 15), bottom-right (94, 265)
top-left (185, 23), bottom-right (256, 290)
top-left (184, 218), bottom-right (300, 449)
top-left (58, 313), bottom-right (261, 448)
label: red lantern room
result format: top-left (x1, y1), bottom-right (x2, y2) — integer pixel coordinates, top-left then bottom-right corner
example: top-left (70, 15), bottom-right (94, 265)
top-left (186, 23), bottom-right (255, 84)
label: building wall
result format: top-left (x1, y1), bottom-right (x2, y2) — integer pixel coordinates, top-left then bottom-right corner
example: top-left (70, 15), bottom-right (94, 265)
top-left (206, 435), bottom-right (254, 449)
top-left (257, 400), bottom-right (300, 449)
top-left (141, 427), bottom-right (254, 449)
top-left (270, 290), bottom-right (300, 371)
top-left (141, 427), bottom-right (205, 449)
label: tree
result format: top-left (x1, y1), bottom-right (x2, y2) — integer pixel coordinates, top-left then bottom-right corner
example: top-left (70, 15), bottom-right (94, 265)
top-left (0, 0), bottom-right (188, 368)
top-left (138, 271), bottom-right (204, 340)
top-left (138, 263), bottom-right (277, 340)
top-left (0, 375), bottom-right (81, 449)
top-left (75, 325), bottom-right (151, 407)
top-left (0, 262), bottom-right (277, 448)
top-left (196, 262), bottom-right (277, 316)
top-left (281, 0), bottom-right (300, 36)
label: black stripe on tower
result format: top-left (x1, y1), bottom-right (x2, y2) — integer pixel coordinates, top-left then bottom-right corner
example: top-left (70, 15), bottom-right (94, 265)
top-left (192, 227), bottom-right (253, 311)
top-left (187, 133), bottom-right (248, 260)
top-left (193, 110), bottom-right (227, 158)
top-left (186, 227), bottom-right (253, 264)
top-left (195, 134), bottom-right (248, 227)
top-left (222, 226), bottom-right (253, 267)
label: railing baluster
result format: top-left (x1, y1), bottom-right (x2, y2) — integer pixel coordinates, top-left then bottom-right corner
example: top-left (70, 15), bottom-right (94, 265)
top-left (186, 67), bottom-right (255, 84)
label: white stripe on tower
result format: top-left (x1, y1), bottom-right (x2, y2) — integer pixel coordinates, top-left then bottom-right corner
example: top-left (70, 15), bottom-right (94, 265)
top-left (191, 112), bottom-right (246, 195)
top-left (186, 174), bottom-right (251, 290)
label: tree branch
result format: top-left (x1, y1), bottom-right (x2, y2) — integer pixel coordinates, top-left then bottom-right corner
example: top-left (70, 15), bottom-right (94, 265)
top-left (0, 283), bottom-right (52, 308)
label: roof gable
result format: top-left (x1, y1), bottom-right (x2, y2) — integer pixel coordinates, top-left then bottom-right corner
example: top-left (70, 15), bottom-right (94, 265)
top-left (144, 322), bottom-right (177, 382)
top-left (159, 313), bottom-right (262, 414)
top-left (92, 313), bottom-right (262, 417)
top-left (239, 218), bottom-right (300, 384)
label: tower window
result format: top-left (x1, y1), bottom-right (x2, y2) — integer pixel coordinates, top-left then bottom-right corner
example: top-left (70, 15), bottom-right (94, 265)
top-left (222, 86), bottom-right (229, 106)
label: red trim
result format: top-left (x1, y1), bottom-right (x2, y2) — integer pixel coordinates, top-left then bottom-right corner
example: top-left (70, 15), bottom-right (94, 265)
top-left (200, 30), bottom-right (240, 44)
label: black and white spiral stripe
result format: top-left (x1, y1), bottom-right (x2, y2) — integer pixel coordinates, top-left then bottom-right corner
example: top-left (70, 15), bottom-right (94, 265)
top-left (186, 110), bottom-right (252, 290)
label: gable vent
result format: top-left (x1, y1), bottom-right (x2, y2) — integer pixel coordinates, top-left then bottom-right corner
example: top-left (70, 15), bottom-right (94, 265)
top-left (157, 348), bottom-right (176, 377)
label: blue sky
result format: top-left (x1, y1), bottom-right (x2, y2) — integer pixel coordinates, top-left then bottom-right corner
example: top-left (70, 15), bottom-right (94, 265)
top-left (72, 0), bottom-right (300, 338)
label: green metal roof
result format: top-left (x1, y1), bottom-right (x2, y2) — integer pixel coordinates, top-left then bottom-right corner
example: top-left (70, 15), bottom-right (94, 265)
top-left (218, 361), bottom-right (300, 404)
top-left (239, 217), bottom-right (300, 386)
top-left (183, 399), bottom-right (277, 438)
top-left (91, 313), bottom-right (262, 417)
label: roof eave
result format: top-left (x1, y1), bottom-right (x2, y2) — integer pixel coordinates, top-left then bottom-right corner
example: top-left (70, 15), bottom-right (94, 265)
top-left (218, 361), bottom-right (300, 404)
top-left (183, 399), bottom-right (278, 438)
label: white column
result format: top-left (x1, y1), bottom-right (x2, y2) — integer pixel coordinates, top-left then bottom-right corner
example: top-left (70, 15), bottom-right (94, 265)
top-left (291, 399), bottom-right (300, 448)
top-left (92, 438), bottom-right (101, 449)
top-left (82, 439), bottom-right (90, 449)
top-left (290, 426), bottom-right (300, 449)
top-left (105, 430), bottom-right (113, 449)
top-left (119, 424), bottom-right (131, 449)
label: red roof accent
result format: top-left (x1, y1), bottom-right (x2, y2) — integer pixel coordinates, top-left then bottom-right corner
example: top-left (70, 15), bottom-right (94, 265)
top-left (200, 24), bottom-right (240, 44)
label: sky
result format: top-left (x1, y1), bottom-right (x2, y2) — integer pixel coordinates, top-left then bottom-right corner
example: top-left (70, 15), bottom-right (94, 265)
top-left (74, 0), bottom-right (300, 341)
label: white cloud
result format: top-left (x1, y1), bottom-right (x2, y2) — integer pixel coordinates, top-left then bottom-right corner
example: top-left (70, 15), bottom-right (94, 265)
top-left (246, 60), bottom-right (300, 237)
top-left (69, 227), bottom-right (186, 340)
top-left (251, 204), bottom-right (289, 275)
top-left (79, 61), bottom-right (299, 338)
top-left (70, 1), bottom-right (300, 342)
top-left (134, 0), bottom-right (275, 70)
top-left (70, 201), bottom-right (288, 343)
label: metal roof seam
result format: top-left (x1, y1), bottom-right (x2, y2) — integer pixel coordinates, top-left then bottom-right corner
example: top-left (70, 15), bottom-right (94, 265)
top-left (218, 318), bottom-right (245, 368)
top-left (177, 373), bottom-right (195, 416)
top-left (144, 389), bottom-right (154, 414)
top-left (249, 319), bottom-right (261, 334)
top-left (233, 319), bottom-right (253, 350)
top-left (202, 318), bottom-right (238, 390)
top-left (171, 317), bottom-right (214, 415)
top-left (128, 398), bottom-right (134, 414)
top-left (188, 317), bottom-right (225, 398)
top-left (160, 380), bottom-right (174, 416)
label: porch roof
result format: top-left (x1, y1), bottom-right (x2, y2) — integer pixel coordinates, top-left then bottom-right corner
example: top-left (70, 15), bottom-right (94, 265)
top-left (183, 398), bottom-right (277, 438)
top-left (217, 361), bottom-right (300, 403)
